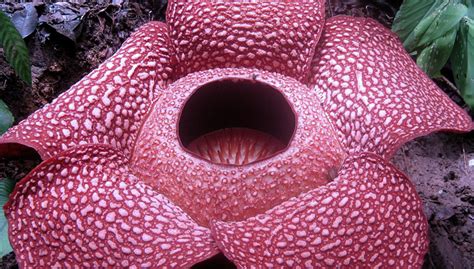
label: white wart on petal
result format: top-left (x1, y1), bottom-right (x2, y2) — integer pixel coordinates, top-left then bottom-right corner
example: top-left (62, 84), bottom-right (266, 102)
top-left (0, 22), bottom-right (172, 160)
top-left (4, 145), bottom-right (218, 268)
top-left (131, 68), bottom-right (346, 226)
top-left (167, 0), bottom-right (325, 81)
top-left (309, 16), bottom-right (473, 158)
top-left (211, 152), bottom-right (429, 268)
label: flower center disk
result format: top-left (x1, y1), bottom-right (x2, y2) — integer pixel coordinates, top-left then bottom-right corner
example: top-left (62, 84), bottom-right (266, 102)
top-left (131, 68), bottom-right (346, 226)
top-left (188, 128), bottom-right (285, 166)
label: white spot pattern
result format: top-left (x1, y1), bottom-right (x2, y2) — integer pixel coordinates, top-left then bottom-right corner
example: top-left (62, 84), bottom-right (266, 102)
top-left (1, 6), bottom-right (469, 269)
top-left (131, 68), bottom-right (345, 226)
top-left (212, 153), bottom-right (429, 268)
top-left (0, 22), bottom-right (172, 160)
top-left (308, 16), bottom-right (473, 158)
top-left (167, 1), bottom-right (325, 81)
top-left (4, 145), bottom-right (218, 268)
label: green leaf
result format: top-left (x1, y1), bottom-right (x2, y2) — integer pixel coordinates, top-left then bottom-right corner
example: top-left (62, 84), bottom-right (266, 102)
top-left (0, 100), bottom-right (13, 135)
top-left (0, 178), bottom-right (16, 257)
top-left (417, 26), bottom-right (458, 77)
top-left (451, 17), bottom-right (474, 108)
top-left (392, 0), bottom-right (447, 42)
top-left (403, 1), bottom-right (451, 52)
top-left (417, 3), bottom-right (468, 48)
top-left (466, 0), bottom-right (474, 18)
top-left (0, 10), bottom-right (31, 86)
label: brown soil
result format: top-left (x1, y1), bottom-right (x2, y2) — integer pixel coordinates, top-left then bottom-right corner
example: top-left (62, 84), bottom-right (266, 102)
top-left (0, 1), bottom-right (472, 268)
top-left (393, 133), bottom-right (474, 269)
top-left (0, 0), bottom-right (166, 123)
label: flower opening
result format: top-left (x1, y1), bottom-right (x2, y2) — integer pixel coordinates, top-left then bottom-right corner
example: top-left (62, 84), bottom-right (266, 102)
top-left (178, 78), bottom-right (296, 165)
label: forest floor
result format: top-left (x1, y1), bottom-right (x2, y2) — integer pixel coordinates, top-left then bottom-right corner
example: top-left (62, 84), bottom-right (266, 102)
top-left (0, 1), bottom-right (472, 268)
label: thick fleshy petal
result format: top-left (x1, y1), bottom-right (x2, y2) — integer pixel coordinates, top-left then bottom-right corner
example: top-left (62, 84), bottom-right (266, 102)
top-left (4, 145), bottom-right (218, 268)
top-left (211, 152), bottom-right (429, 268)
top-left (131, 68), bottom-right (346, 226)
top-left (167, 0), bottom-right (325, 81)
top-left (0, 22), bottom-right (172, 160)
top-left (309, 16), bottom-right (473, 158)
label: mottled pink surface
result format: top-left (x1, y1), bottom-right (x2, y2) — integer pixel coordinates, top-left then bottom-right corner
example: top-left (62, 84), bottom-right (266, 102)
top-left (309, 17), bottom-right (473, 158)
top-left (213, 153), bottom-right (428, 268)
top-left (5, 145), bottom-right (218, 268)
top-left (0, 1), bottom-right (472, 268)
top-left (131, 68), bottom-right (345, 226)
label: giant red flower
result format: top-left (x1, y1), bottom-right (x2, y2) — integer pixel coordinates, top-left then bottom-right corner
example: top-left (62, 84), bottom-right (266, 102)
top-left (1, 1), bottom-right (473, 268)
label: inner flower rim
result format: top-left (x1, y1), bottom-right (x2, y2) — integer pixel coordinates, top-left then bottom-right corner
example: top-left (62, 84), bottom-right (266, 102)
top-left (177, 77), bottom-right (297, 166)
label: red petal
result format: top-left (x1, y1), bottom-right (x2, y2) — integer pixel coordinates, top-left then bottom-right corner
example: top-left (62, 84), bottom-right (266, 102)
top-left (4, 145), bottom-right (218, 268)
top-left (211, 152), bottom-right (429, 268)
top-left (131, 68), bottom-right (345, 226)
top-left (0, 22), bottom-right (172, 160)
top-left (309, 16), bottom-right (473, 158)
top-left (167, 0), bottom-right (325, 81)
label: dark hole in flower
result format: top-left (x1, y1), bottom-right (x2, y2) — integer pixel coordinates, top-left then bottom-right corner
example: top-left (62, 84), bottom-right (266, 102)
top-left (178, 78), bottom-right (296, 165)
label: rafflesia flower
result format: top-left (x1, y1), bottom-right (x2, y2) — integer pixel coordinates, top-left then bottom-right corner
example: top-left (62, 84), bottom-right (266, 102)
top-left (1, 1), bottom-right (473, 268)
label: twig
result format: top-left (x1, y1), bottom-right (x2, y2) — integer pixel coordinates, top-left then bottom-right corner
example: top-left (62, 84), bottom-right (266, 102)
top-left (327, 0), bottom-right (333, 17)
top-left (399, 144), bottom-right (410, 173)
top-left (462, 143), bottom-right (468, 176)
top-left (440, 76), bottom-right (460, 95)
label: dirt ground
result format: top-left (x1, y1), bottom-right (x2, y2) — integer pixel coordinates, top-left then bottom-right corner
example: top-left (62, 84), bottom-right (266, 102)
top-left (393, 133), bottom-right (474, 269)
top-left (0, 1), bottom-right (472, 268)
